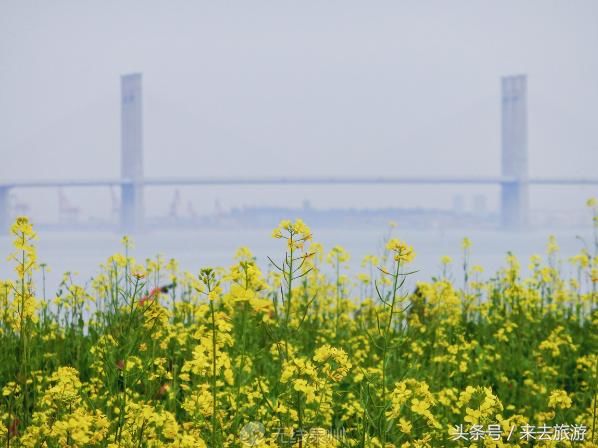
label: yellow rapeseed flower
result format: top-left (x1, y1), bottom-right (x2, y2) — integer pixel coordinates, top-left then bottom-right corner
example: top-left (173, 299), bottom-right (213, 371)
top-left (461, 237), bottom-right (472, 250)
top-left (386, 238), bottom-right (416, 263)
top-left (548, 389), bottom-right (572, 409)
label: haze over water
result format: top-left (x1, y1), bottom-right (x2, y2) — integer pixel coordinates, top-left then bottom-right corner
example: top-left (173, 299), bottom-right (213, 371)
top-left (1, 2), bottom-right (597, 293)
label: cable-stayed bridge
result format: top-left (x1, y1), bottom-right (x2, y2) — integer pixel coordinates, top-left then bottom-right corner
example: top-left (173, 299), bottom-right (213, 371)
top-left (1, 74), bottom-right (597, 231)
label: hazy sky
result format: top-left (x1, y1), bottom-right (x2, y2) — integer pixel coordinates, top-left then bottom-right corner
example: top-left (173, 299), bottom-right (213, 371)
top-left (1, 1), bottom-right (597, 220)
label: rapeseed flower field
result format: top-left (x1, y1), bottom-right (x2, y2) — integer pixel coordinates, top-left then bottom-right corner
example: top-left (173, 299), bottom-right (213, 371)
top-left (0, 202), bottom-right (597, 447)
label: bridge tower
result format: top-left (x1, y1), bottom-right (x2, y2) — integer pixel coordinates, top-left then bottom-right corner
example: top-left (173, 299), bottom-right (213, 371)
top-left (501, 74), bottom-right (529, 229)
top-left (120, 73), bottom-right (144, 232)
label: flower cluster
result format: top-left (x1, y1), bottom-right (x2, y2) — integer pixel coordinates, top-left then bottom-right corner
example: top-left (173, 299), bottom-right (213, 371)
top-left (385, 238), bottom-right (416, 263)
top-left (0, 212), bottom-right (596, 447)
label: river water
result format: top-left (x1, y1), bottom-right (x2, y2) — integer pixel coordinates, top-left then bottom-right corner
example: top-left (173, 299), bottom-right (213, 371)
top-left (0, 225), bottom-right (594, 295)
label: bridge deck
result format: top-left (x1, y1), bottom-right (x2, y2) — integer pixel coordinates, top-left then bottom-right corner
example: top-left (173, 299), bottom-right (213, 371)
top-left (1, 176), bottom-right (598, 189)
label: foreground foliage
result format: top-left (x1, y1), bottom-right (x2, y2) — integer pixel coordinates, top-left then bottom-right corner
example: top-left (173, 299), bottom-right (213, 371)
top-left (1, 205), bottom-right (597, 447)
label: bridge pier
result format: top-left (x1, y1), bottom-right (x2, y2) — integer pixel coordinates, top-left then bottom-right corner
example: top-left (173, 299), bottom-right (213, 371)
top-left (501, 75), bottom-right (529, 230)
top-left (0, 186), bottom-right (9, 232)
top-left (120, 73), bottom-right (144, 233)
top-left (120, 182), bottom-right (142, 233)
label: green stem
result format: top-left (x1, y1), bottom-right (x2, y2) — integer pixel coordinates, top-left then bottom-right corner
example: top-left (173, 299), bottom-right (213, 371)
top-left (284, 241), bottom-right (294, 361)
top-left (210, 297), bottom-right (218, 447)
top-left (380, 259), bottom-right (401, 445)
